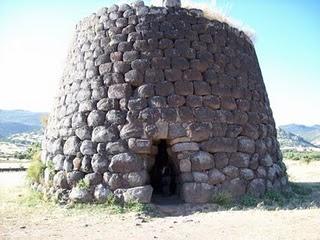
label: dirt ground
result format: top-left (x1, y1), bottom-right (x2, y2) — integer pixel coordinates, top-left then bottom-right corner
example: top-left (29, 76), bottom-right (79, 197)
top-left (1, 160), bottom-right (320, 240)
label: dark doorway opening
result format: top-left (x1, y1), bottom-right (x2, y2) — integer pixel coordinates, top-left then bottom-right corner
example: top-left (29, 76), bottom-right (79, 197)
top-left (150, 140), bottom-right (181, 204)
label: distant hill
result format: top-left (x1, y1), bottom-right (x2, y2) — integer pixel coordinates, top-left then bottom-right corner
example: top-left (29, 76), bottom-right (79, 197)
top-left (280, 124), bottom-right (320, 146)
top-left (277, 128), bottom-right (317, 149)
top-left (0, 109), bottom-right (46, 138)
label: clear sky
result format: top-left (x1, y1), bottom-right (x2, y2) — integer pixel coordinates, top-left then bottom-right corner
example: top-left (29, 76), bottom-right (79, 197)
top-left (0, 0), bottom-right (319, 126)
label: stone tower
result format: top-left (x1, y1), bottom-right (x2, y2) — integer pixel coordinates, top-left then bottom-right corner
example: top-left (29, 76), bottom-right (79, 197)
top-left (41, 1), bottom-right (288, 203)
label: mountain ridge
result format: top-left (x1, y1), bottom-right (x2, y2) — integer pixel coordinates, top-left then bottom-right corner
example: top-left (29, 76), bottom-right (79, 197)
top-left (0, 109), bottom-right (46, 138)
top-left (279, 124), bottom-right (320, 146)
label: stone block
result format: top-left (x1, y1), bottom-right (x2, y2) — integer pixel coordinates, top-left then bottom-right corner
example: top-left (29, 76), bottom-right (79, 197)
top-left (63, 136), bottom-right (80, 155)
top-left (229, 152), bottom-right (250, 168)
top-left (208, 169), bottom-right (226, 185)
top-left (201, 137), bottom-right (238, 153)
top-left (247, 178), bottom-right (266, 197)
top-left (179, 159), bottom-right (191, 172)
top-left (123, 185), bottom-right (153, 203)
top-left (174, 81), bottom-right (193, 96)
top-left (181, 183), bottom-right (212, 203)
top-left (128, 138), bottom-right (152, 154)
top-left (167, 95), bottom-right (185, 107)
top-left (92, 126), bottom-right (119, 143)
top-left (108, 84), bottom-right (131, 99)
top-left (109, 152), bottom-right (143, 173)
top-left (172, 142), bottom-right (199, 152)
top-left (125, 70), bottom-right (144, 86)
top-left (190, 151), bottom-right (214, 171)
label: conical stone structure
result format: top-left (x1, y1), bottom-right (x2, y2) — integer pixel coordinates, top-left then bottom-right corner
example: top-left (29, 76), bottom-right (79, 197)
top-left (42, 1), bottom-right (288, 204)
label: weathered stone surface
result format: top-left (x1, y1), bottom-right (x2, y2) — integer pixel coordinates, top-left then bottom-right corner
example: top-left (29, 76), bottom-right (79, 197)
top-left (124, 170), bottom-right (149, 187)
top-left (63, 136), bottom-right (80, 155)
top-left (53, 154), bottom-right (65, 171)
top-left (187, 123), bottom-right (210, 142)
top-left (80, 140), bottom-right (96, 155)
top-left (94, 184), bottom-right (113, 203)
top-left (172, 142), bottom-right (199, 152)
top-left (190, 151), bottom-right (214, 171)
top-left (240, 168), bottom-right (255, 180)
top-left (128, 138), bottom-right (152, 153)
top-left (238, 137), bottom-right (255, 153)
top-left (109, 153), bottom-right (143, 173)
top-left (92, 126), bottom-right (119, 143)
top-left (91, 153), bottom-right (109, 174)
top-left (106, 141), bottom-right (127, 154)
top-left (221, 178), bottom-right (246, 197)
top-left (168, 123), bottom-right (186, 139)
top-left (53, 171), bottom-right (69, 189)
top-left (214, 153), bottom-right (229, 169)
top-left (106, 110), bottom-right (126, 124)
top-left (208, 169), bottom-right (225, 185)
top-left (222, 166), bottom-right (239, 178)
top-left (67, 171), bottom-right (85, 186)
top-left (179, 159), bottom-right (191, 172)
top-left (201, 138), bottom-right (237, 153)
top-left (247, 178), bottom-right (266, 197)
top-left (81, 155), bottom-right (92, 173)
top-left (120, 122), bottom-right (143, 139)
top-left (193, 172), bottom-right (208, 183)
top-left (108, 84), bottom-right (131, 99)
top-left (182, 183), bottom-right (211, 203)
top-left (87, 110), bottom-right (105, 127)
top-left (174, 81), bottom-right (193, 96)
top-left (97, 98), bottom-right (119, 111)
top-left (85, 172), bottom-right (102, 186)
top-left (123, 185), bottom-right (153, 203)
top-left (125, 70), bottom-right (144, 86)
top-left (70, 187), bottom-right (93, 203)
top-left (260, 154), bottom-right (273, 167)
top-left (229, 152), bottom-right (250, 168)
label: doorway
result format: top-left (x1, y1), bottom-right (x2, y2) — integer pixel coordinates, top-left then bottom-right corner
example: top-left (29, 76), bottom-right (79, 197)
top-left (150, 140), bottom-right (181, 204)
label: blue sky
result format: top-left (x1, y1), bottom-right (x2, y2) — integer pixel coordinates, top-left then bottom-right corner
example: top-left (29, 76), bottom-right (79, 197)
top-left (0, 0), bottom-right (319, 126)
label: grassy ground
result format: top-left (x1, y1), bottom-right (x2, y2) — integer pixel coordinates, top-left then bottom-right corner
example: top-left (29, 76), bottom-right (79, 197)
top-left (1, 159), bottom-right (320, 240)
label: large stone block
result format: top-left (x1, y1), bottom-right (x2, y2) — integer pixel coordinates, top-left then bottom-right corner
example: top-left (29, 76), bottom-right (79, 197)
top-left (201, 137), bottom-right (238, 153)
top-left (172, 142), bottom-right (199, 152)
top-left (109, 152), bottom-right (143, 173)
top-left (229, 152), bottom-right (250, 168)
top-left (128, 138), bottom-right (152, 154)
top-left (190, 151), bottom-right (214, 171)
top-left (63, 136), bottom-right (81, 155)
top-left (123, 185), bottom-right (153, 203)
top-left (182, 183), bottom-right (212, 203)
top-left (92, 126), bottom-right (119, 143)
top-left (221, 178), bottom-right (246, 197)
top-left (108, 84), bottom-right (131, 99)
top-left (208, 169), bottom-right (226, 185)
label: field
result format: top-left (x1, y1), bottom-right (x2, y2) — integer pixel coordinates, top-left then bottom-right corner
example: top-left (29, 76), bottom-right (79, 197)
top-left (1, 159), bottom-right (320, 240)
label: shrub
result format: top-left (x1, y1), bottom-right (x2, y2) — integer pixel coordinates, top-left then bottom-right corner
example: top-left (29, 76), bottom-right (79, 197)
top-left (264, 191), bottom-right (285, 206)
top-left (26, 147), bottom-right (45, 183)
top-left (77, 179), bottom-right (90, 190)
top-left (212, 192), bottom-right (232, 206)
top-left (290, 182), bottom-right (312, 196)
top-left (239, 195), bottom-right (258, 207)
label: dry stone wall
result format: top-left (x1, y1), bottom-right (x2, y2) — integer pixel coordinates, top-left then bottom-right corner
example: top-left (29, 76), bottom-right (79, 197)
top-left (42, 1), bottom-right (288, 204)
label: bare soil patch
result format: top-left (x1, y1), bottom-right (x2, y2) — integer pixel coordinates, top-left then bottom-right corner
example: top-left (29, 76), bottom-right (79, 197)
top-left (1, 160), bottom-right (320, 240)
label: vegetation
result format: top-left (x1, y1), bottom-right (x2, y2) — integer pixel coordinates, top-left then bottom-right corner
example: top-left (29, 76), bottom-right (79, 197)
top-left (76, 179), bottom-right (90, 190)
top-left (212, 192), bottom-right (232, 207)
top-left (282, 149), bottom-right (320, 163)
top-left (26, 143), bottom-right (45, 183)
top-left (13, 142), bottom-right (41, 160)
